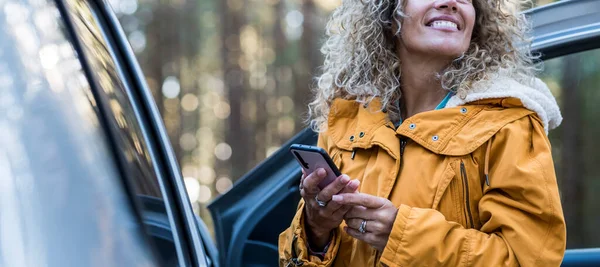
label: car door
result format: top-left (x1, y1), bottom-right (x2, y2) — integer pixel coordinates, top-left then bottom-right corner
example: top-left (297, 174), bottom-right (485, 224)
top-left (51, 0), bottom-right (216, 266)
top-left (0, 0), bottom-right (161, 265)
top-left (208, 0), bottom-right (600, 266)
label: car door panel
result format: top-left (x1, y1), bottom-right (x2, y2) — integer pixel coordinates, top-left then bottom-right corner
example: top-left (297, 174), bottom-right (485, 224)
top-left (529, 0), bottom-right (600, 59)
top-left (208, 128), bottom-right (315, 267)
top-left (562, 248), bottom-right (600, 266)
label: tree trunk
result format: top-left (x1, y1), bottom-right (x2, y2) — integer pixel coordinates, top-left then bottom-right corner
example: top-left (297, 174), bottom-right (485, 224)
top-left (294, 0), bottom-right (319, 131)
top-left (273, 0), bottom-right (287, 144)
top-left (561, 54), bottom-right (583, 248)
top-left (220, 0), bottom-right (248, 181)
top-left (179, 0), bottom-right (200, 160)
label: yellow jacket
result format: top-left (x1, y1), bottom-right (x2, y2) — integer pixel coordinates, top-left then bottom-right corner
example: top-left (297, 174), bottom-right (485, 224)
top-left (279, 77), bottom-right (567, 266)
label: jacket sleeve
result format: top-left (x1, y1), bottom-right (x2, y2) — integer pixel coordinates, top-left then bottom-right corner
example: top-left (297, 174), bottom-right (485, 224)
top-left (278, 200), bottom-right (344, 267)
top-left (379, 116), bottom-right (567, 267)
top-left (278, 132), bottom-right (345, 267)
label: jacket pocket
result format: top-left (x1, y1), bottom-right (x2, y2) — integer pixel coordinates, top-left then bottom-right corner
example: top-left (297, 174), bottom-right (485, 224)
top-left (460, 161), bottom-right (475, 229)
top-left (432, 160), bottom-right (473, 228)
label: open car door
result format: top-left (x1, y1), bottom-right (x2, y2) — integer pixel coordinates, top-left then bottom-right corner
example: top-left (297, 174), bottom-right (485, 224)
top-left (208, 0), bottom-right (600, 266)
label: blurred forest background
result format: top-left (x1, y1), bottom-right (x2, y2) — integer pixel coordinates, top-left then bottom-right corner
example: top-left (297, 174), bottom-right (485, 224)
top-left (107, 0), bottom-right (599, 248)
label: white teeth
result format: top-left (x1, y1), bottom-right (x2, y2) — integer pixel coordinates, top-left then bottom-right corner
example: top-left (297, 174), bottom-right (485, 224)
top-left (430, 20), bottom-right (458, 30)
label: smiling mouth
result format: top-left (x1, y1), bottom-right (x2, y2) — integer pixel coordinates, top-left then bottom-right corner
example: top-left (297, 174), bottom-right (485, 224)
top-left (427, 20), bottom-right (460, 31)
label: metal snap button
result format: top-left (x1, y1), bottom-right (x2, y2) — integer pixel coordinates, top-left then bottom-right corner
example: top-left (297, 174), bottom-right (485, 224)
top-left (359, 132), bottom-right (365, 138)
top-left (349, 135), bottom-right (355, 142)
top-left (409, 123), bottom-right (416, 130)
top-left (460, 107), bottom-right (468, 114)
top-left (432, 135), bottom-right (439, 141)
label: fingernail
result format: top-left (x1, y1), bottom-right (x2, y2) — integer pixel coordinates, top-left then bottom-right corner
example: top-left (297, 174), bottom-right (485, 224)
top-left (332, 195), bottom-right (342, 201)
top-left (340, 175), bottom-right (349, 183)
top-left (318, 168), bottom-right (326, 177)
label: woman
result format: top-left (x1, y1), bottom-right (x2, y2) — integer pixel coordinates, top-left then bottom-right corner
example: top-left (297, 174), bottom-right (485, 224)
top-left (279, 0), bottom-right (566, 266)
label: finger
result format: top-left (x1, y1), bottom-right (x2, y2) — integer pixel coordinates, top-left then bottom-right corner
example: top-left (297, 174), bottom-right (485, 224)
top-left (329, 182), bottom-right (360, 214)
top-left (319, 179), bottom-right (357, 215)
top-left (340, 179), bottom-right (360, 194)
top-left (318, 174), bottom-right (351, 201)
top-left (344, 205), bottom-right (372, 220)
top-left (303, 168), bottom-right (327, 195)
top-left (299, 174), bottom-right (305, 191)
top-left (347, 219), bottom-right (384, 234)
top-left (300, 187), bottom-right (320, 210)
top-left (301, 189), bottom-right (320, 211)
top-left (331, 193), bottom-right (385, 209)
top-left (331, 202), bottom-right (353, 218)
top-left (318, 177), bottom-right (358, 212)
top-left (343, 226), bottom-right (377, 245)
top-left (344, 218), bottom-right (364, 230)
top-left (300, 187), bottom-right (309, 199)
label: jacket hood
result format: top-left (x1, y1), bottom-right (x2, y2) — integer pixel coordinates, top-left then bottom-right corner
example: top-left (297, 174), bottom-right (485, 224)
top-left (446, 74), bottom-right (562, 133)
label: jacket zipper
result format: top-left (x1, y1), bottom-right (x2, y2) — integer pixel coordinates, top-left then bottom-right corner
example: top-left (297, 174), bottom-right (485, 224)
top-left (460, 161), bottom-right (474, 228)
top-left (287, 235), bottom-right (304, 266)
top-left (400, 139), bottom-right (407, 157)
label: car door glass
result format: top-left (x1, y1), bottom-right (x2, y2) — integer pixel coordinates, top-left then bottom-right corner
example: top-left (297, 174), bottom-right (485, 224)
top-left (0, 0), bottom-right (157, 266)
top-left (60, 0), bottom-right (188, 265)
top-left (540, 48), bottom-right (600, 249)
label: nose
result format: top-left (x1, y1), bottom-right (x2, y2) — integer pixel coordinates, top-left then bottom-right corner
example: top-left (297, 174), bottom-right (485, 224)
top-left (435, 0), bottom-right (459, 12)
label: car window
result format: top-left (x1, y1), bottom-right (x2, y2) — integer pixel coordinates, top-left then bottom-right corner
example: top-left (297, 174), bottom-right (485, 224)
top-left (0, 0), bottom-right (157, 266)
top-left (541, 48), bottom-right (600, 249)
top-left (59, 0), bottom-right (196, 265)
top-left (108, 0), bottom-right (338, 219)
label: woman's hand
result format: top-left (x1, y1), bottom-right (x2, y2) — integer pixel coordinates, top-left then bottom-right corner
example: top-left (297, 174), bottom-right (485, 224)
top-left (332, 193), bottom-right (398, 252)
top-left (300, 168), bottom-right (360, 250)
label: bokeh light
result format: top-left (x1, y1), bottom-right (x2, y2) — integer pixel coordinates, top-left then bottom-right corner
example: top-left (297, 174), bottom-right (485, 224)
top-left (197, 185), bottom-right (212, 203)
top-left (216, 177), bottom-right (233, 194)
top-left (179, 133), bottom-right (197, 151)
top-left (198, 165), bottom-right (216, 184)
top-left (181, 93), bottom-right (199, 111)
top-left (184, 177), bottom-right (200, 202)
top-left (214, 143), bottom-right (232, 161)
top-left (213, 101), bottom-right (231, 119)
top-left (162, 76), bottom-right (180, 99)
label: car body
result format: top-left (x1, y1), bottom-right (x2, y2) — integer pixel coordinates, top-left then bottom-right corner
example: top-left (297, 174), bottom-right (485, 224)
top-left (0, 0), bottom-right (599, 266)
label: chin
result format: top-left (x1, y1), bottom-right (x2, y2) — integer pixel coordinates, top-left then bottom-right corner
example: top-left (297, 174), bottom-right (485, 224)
top-left (424, 41), bottom-right (468, 58)
top-left (426, 47), bottom-right (466, 59)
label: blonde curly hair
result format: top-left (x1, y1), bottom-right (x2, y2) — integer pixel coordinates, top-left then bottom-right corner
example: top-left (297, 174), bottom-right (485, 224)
top-left (308, 0), bottom-right (539, 131)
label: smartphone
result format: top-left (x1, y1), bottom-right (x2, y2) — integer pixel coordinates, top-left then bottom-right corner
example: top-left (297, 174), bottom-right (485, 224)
top-left (289, 144), bottom-right (342, 189)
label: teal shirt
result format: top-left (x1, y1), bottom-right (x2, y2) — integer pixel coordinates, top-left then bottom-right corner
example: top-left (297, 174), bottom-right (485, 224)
top-left (394, 91), bottom-right (454, 128)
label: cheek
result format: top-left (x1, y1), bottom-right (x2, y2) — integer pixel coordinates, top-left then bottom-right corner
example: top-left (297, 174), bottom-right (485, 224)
top-left (463, 10), bottom-right (476, 49)
top-left (400, 17), bottom-right (421, 39)
top-left (464, 9), bottom-right (476, 36)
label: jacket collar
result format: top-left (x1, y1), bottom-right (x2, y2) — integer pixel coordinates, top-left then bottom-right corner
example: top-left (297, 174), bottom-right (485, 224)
top-left (326, 75), bottom-right (556, 156)
top-left (327, 98), bottom-right (533, 157)
top-left (395, 100), bottom-right (533, 156)
top-left (327, 99), bottom-right (401, 160)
